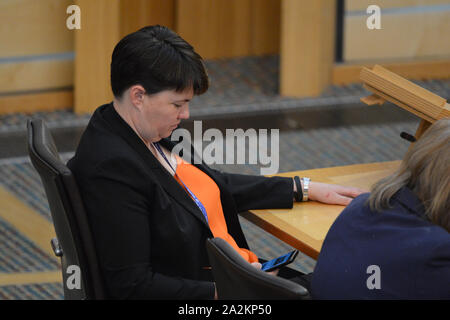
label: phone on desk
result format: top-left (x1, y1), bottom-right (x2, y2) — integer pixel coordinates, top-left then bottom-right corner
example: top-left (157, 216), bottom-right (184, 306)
top-left (261, 250), bottom-right (299, 272)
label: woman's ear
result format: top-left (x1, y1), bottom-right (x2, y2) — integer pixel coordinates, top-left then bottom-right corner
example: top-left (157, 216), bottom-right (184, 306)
top-left (129, 85), bottom-right (146, 109)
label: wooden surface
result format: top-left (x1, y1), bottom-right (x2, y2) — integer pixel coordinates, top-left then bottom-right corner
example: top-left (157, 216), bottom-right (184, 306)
top-left (0, 60), bottom-right (73, 94)
top-left (249, 0), bottom-right (281, 56)
top-left (176, 0), bottom-right (250, 59)
top-left (332, 59), bottom-right (450, 85)
top-left (346, 0), bottom-right (450, 11)
top-left (0, 90), bottom-right (73, 114)
top-left (360, 65), bottom-right (450, 127)
top-left (344, 10), bottom-right (450, 61)
top-left (0, 0), bottom-right (73, 59)
top-left (74, 0), bottom-right (121, 114)
top-left (120, 0), bottom-right (175, 37)
top-left (362, 84), bottom-right (435, 123)
top-left (241, 161), bottom-right (401, 259)
top-left (280, 0), bottom-right (336, 97)
top-left (361, 65), bottom-right (447, 110)
top-left (0, 0), bottom-right (74, 114)
top-left (176, 0), bottom-right (280, 59)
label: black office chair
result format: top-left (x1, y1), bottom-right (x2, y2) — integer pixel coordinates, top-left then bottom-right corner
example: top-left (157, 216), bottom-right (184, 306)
top-left (206, 237), bottom-right (310, 300)
top-left (27, 119), bottom-right (106, 300)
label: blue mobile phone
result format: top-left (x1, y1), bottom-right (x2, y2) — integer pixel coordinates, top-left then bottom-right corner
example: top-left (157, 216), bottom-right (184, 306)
top-left (261, 250), bottom-right (299, 272)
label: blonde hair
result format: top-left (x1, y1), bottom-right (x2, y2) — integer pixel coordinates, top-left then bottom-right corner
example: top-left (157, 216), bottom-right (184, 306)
top-left (368, 118), bottom-right (450, 232)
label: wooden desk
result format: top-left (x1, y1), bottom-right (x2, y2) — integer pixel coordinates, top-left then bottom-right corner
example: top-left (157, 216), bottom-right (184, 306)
top-left (241, 161), bottom-right (401, 260)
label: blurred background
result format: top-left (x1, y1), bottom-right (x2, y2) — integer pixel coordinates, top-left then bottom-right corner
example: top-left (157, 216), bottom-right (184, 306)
top-left (0, 0), bottom-right (449, 299)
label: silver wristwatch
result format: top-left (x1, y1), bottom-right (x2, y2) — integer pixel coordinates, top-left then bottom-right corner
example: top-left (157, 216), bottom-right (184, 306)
top-left (301, 177), bottom-right (310, 202)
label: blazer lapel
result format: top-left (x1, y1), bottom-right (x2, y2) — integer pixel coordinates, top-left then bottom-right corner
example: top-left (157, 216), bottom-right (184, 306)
top-left (151, 164), bottom-right (211, 229)
top-left (161, 137), bottom-right (250, 250)
top-left (102, 104), bottom-right (211, 229)
top-left (160, 138), bottom-right (220, 190)
top-left (160, 139), bottom-right (249, 249)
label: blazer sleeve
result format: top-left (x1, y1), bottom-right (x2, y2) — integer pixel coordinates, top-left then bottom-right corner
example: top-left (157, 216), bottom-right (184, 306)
top-left (207, 167), bottom-right (294, 212)
top-left (77, 157), bottom-right (215, 300)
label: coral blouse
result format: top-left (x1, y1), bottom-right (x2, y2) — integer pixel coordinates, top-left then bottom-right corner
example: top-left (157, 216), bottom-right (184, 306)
top-left (173, 156), bottom-right (258, 263)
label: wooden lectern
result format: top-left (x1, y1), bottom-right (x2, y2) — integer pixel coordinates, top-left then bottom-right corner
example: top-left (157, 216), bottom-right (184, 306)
top-left (360, 65), bottom-right (450, 141)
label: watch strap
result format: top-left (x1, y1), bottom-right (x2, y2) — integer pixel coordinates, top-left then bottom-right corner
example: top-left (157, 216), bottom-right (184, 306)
top-left (293, 176), bottom-right (303, 202)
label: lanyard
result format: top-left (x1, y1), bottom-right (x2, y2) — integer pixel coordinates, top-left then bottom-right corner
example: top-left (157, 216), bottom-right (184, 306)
top-left (153, 142), bottom-right (209, 224)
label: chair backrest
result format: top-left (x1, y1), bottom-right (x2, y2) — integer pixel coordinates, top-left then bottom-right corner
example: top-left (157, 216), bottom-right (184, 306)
top-left (27, 119), bottom-right (106, 300)
top-left (206, 238), bottom-right (310, 300)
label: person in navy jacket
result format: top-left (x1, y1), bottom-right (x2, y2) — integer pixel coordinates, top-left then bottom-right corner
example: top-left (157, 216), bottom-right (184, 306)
top-left (311, 118), bottom-right (450, 299)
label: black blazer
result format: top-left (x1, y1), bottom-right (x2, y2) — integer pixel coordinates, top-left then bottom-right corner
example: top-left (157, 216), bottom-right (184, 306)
top-left (68, 103), bottom-right (294, 299)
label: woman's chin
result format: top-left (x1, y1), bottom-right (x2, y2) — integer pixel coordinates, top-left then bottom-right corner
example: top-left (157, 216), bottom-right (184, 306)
top-left (162, 130), bottom-right (174, 139)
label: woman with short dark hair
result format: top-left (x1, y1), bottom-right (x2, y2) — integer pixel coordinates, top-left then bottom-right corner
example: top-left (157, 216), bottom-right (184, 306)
top-left (68, 25), bottom-right (363, 299)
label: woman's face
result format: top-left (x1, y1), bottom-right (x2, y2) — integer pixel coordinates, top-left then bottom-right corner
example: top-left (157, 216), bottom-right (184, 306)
top-left (135, 88), bottom-right (193, 143)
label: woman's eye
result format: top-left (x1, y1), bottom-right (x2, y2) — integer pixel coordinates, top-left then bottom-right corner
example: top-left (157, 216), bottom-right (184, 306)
top-left (173, 103), bottom-right (182, 108)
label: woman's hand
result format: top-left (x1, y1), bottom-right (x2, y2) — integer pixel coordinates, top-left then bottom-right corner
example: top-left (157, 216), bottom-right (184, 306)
top-left (309, 181), bottom-right (366, 206)
top-left (251, 262), bottom-right (279, 276)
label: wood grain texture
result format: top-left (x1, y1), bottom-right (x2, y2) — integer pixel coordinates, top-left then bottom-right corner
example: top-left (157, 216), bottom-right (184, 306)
top-left (120, 0), bottom-right (174, 36)
top-left (360, 65), bottom-right (449, 121)
top-left (333, 59), bottom-right (450, 85)
top-left (346, 0), bottom-right (450, 11)
top-left (344, 11), bottom-right (450, 61)
top-left (280, 0), bottom-right (336, 97)
top-left (175, 0), bottom-right (281, 59)
top-left (74, 0), bottom-right (120, 114)
top-left (0, 89), bottom-right (72, 114)
top-left (0, 0), bottom-right (73, 58)
top-left (0, 60), bottom-right (73, 94)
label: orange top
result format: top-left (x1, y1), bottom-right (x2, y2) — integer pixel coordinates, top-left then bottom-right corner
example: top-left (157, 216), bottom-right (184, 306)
top-left (174, 156), bottom-right (258, 263)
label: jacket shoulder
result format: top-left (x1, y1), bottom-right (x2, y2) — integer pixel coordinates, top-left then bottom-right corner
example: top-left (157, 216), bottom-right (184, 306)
top-left (67, 108), bottom-right (147, 182)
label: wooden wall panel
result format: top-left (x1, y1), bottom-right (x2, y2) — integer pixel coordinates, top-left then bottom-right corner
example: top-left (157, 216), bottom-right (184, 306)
top-left (0, 0), bottom-right (74, 114)
top-left (175, 0), bottom-right (281, 59)
top-left (344, 11), bottom-right (450, 61)
top-left (346, 0), bottom-right (450, 11)
top-left (250, 0), bottom-right (281, 55)
top-left (0, 0), bottom-right (73, 58)
top-left (280, 0), bottom-right (336, 97)
top-left (333, 59), bottom-right (450, 85)
top-left (120, 0), bottom-right (175, 37)
top-left (74, 0), bottom-right (121, 114)
top-left (0, 90), bottom-right (73, 114)
top-left (0, 60), bottom-right (73, 94)
top-left (176, 0), bottom-right (250, 59)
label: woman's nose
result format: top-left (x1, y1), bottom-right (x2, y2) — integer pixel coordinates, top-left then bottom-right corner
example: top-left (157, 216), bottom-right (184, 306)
top-left (179, 104), bottom-right (190, 119)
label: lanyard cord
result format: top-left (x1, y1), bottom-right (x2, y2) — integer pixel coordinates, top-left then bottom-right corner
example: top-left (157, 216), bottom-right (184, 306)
top-left (153, 142), bottom-right (209, 224)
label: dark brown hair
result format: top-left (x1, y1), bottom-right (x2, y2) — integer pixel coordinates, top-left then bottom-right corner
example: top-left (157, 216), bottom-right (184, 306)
top-left (110, 25), bottom-right (209, 98)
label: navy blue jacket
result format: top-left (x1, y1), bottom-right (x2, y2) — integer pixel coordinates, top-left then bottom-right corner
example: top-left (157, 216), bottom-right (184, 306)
top-left (311, 187), bottom-right (450, 299)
